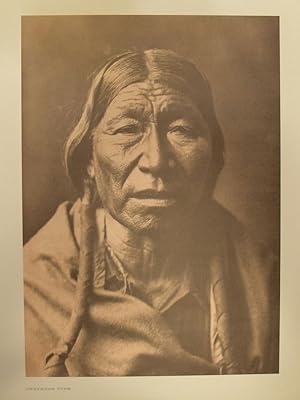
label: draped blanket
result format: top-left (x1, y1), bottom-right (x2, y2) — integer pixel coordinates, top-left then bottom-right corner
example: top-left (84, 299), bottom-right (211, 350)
top-left (23, 200), bottom-right (279, 376)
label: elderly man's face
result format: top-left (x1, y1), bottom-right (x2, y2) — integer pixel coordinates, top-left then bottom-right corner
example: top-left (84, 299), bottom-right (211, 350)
top-left (91, 80), bottom-right (212, 233)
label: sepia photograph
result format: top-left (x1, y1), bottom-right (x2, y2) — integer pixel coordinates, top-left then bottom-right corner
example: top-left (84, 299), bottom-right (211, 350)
top-left (22, 15), bottom-right (280, 377)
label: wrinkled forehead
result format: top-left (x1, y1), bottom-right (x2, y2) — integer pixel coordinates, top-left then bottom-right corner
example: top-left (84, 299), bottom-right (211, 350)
top-left (101, 79), bottom-right (205, 123)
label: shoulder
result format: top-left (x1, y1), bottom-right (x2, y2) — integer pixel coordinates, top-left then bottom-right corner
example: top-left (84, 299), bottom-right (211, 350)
top-left (206, 200), bottom-right (279, 323)
top-left (208, 201), bottom-right (279, 372)
top-left (23, 200), bottom-right (80, 376)
top-left (23, 200), bottom-right (80, 280)
top-left (23, 200), bottom-right (107, 281)
top-left (209, 200), bottom-right (278, 275)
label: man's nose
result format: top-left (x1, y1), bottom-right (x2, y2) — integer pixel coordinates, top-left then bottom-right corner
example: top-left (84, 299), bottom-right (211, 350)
top-left (138, 123), bottom-right (169, 175)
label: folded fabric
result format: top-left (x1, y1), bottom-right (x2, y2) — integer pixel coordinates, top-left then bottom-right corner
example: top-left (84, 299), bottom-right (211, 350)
top-left (23, 200), bottom-right (279, 376)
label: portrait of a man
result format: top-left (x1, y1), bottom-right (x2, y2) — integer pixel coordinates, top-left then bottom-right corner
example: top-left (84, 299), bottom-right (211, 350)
top-left (22, 16), bottom-right (280, 376)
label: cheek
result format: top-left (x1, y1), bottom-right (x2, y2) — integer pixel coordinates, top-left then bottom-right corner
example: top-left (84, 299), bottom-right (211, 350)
top-left (93, 139), bottom-right (126, 186)
top-left (94, 134), bottom-right (146, 189)
top-left (91, 148), bottom-right (123, 212)
top-left (173, 139), bottom-right (212, 180)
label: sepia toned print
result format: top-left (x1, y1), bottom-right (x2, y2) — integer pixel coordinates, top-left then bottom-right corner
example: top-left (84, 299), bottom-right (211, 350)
top-left (22, 17), bottom-right (279, 376)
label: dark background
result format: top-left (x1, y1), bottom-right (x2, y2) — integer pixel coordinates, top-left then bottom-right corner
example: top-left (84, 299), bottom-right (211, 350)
top-left (22, 15), bottom-right (280, 253)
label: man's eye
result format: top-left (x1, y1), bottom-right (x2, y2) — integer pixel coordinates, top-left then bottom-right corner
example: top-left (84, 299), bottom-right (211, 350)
top-left (168, 125), bottom-right (196, 136)
top-left (114, 125), bottom-right (140, 135)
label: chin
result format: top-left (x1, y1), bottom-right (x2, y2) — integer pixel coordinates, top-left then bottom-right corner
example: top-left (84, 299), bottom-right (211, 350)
top-left (123, 208), bottom-right (187, 236)
top-left (125, 214), bottom-right (164, 234)
top-left (115, 199), bottom-right (200, 235)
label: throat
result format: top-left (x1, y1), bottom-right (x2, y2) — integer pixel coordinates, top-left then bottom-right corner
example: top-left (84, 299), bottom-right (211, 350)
top-left (104, 210), bottom-right (197, 286)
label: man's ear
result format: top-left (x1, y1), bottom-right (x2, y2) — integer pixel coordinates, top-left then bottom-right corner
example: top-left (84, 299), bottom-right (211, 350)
top-left (87, 159), bottom-right (95, 179)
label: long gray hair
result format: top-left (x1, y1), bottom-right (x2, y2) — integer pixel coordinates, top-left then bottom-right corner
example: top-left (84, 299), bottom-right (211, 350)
top-left (64, 48), bottom-right (225, 196)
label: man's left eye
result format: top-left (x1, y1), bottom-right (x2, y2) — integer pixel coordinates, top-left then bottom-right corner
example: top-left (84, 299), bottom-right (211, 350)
top-left (168, 125), bottom-right (196, 136)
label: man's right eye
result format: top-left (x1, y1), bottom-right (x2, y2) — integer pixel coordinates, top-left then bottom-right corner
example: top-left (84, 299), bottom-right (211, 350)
top-left (114, 124), bottom-right (141, 135)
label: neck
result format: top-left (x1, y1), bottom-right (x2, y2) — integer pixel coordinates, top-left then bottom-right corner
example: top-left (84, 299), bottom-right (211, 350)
top-left (104, 211), bottom-right (200, 284)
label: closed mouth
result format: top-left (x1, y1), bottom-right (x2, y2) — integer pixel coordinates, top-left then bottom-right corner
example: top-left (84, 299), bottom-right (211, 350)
top-left (132, 189), bottom-right (176, 200)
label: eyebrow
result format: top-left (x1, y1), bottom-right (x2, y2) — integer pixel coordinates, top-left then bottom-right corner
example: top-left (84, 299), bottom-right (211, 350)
top-left (160, 102), bottom-right (201, 117)
top-left (103, 109), bottom-right (145, 129)
top-left (102, 99), bottom-right (204, 129)
top-left (156, 102), bottom-right (206, 128)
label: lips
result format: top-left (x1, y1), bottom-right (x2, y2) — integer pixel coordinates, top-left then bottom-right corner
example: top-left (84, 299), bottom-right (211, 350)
top-left (132, 189), bottom-right (175, 199)
top-left (131, 189), bottom-right (177, 207)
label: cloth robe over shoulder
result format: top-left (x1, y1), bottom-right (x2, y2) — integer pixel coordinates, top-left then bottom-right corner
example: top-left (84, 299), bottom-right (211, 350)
top-left (23, 200), bottom-right (279, 376)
